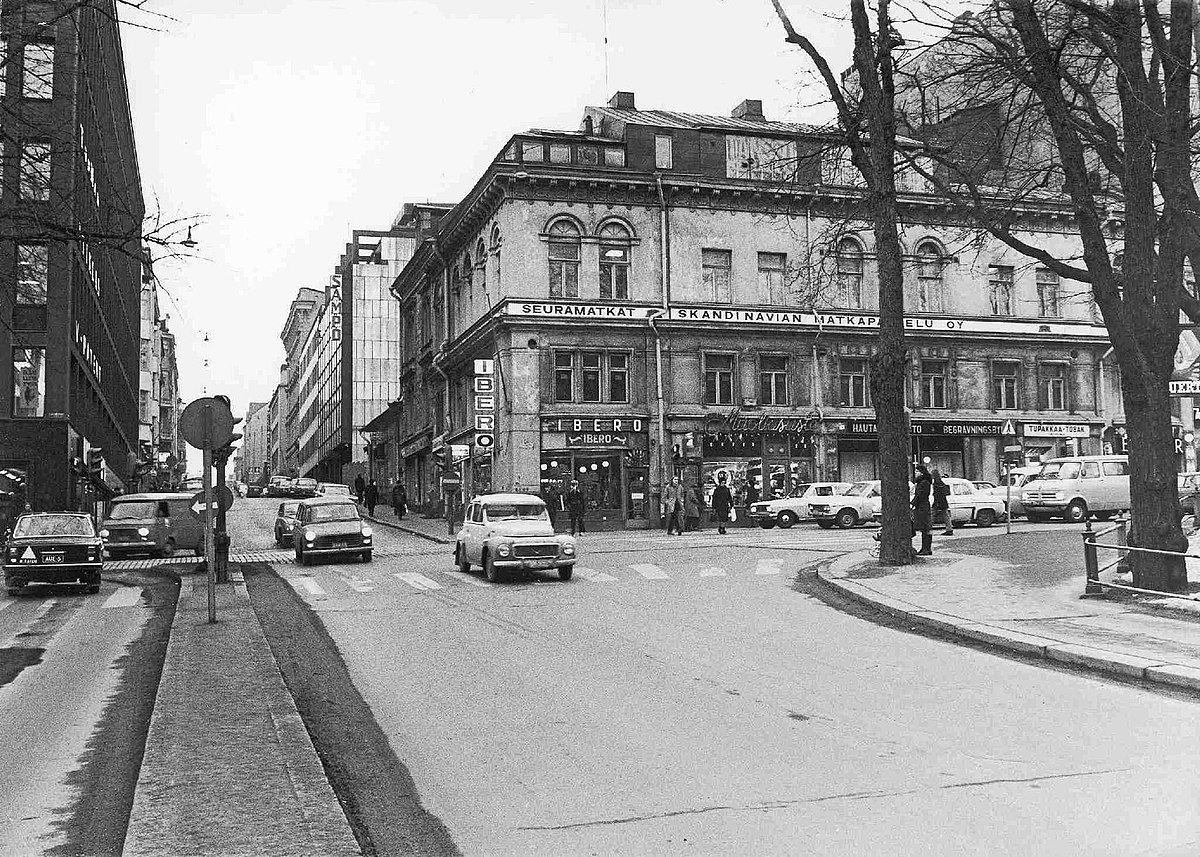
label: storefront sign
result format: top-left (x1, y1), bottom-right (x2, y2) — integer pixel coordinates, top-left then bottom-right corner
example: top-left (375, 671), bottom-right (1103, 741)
top-left (542, 417), bottom-right (646, 433)
top-left (567, 432), bottom-right (629, 448)
top-left (844, 420), bottom-right (1003, 436)
top-left (505, 301), bottom-right (658, 320)
top-left (1170, 380), bottom-right (1200, 395)
top-left (1022, 423), bottom-right (1090, 438)
top-left (400, 435), bottom-right (430, 459)
top-left (327, 276), bottom-right (342, 342)
top-left (475, 358), bottom-right (495, 450)
top-left (707, 408), bottom-right (817, 434)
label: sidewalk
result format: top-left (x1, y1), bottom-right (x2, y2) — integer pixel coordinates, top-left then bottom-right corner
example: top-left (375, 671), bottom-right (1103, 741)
top-left (365, 510), bottom-right (453, 544)
top-left (818, 529), bottom-right (1200, 692)
top-left (122, 568), bottom-right (360, 857)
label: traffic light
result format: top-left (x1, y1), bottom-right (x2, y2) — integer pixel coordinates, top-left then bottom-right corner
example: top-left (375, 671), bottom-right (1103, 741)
top-left (70, 455), bottom-right (86, 477)
top-left (213, 395), bottom-right (243, 447)
top-left (671, 444), bottom-right (682, 463)
top-left (433, 448), bottom-right (447, 470)
top-left (87, 448), bottom-right (103, 481)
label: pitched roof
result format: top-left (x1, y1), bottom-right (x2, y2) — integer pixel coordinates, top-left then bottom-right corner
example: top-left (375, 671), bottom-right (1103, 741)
top-left (587, 106), bottom-right (826, 136)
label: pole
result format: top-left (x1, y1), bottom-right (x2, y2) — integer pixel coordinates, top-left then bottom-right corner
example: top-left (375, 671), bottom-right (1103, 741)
top-left (202, 403), bottom-right (216, 623)
top-left (214, 446), bottom-right (230, 584)
top-left (1005, 458), bottom-right (1012, 536)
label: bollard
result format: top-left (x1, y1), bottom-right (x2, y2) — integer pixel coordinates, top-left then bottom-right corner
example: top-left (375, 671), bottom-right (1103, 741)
top-left (1115, 513), bottom-right (1131, 577)
top-left (1082, 518), bottom-right (1103, 595)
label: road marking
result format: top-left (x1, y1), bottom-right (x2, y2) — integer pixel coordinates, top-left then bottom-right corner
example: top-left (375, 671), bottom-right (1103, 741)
top-left (32, 599), bottom-right (56, 621)
top-left (294, 577), bottom-right (327, 599)
top-left (699, 566), bottom-right (727, 577)
top-left (629, 563), bottom-right (669, 580)
top-left (575, 567), bottom-right (618, 582)
top-left (395, 572), bottom-right (442, 591)
top-left (756, 558), bottom-right (784, 576)
top-left (444, 571), bottom-right (493, 588)
top-left (101, 587), bottom-right (143, 609)
top-left (341, 577), bottom-right (375, 593)
top-left (0, 600), bottom-right (13, 614)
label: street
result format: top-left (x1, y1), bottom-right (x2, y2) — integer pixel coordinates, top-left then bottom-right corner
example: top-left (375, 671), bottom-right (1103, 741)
top-left (231, 498), bottom-right (1200, 856)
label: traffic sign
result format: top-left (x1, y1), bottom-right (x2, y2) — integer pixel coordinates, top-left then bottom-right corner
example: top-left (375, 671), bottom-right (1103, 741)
top-left (179, 397), bottom-right (236, 449)
top-left (1000, 419), bottom-right (1016, 436)
top-left (450, 444), bottom-right (470, 462)
top-left (189, 484), bottom-right (234, 519)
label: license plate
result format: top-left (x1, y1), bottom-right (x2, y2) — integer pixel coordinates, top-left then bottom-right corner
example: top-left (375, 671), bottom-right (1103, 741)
top-left (527, 558), bottom-right (553, 569)
top-left (333, 541), bottom-right (348, 549)
top-left (42, 554), bottom-right (63, 563)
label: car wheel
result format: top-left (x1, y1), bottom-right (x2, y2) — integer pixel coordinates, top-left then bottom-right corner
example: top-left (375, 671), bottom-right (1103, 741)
top-left (975, 509), bottom-right (996, 528)
top-left (559, 564), bottom-right (574, 582)
top-left (484, 551), bottom-right (502, 583)
top-left (456, 544), bottom-right (471, 573)
top-left (777, 511), bottom-right (798, 529)
top-left (758, 521), bottom-right (776, 530)
top-left (835, 509), bottom-right (859, 529)
top-left (817, 521), bottom-right (834, 529)
top-left (1064, 500), bottom-right (1088, 524)
top-left (361, 550), bottom-right (372, 563)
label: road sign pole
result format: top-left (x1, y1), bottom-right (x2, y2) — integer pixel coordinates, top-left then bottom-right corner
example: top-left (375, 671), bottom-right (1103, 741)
top-left (1005, 459), bottom-right (1012, 536)
top-left (203, 404), bottom-right (216, 624)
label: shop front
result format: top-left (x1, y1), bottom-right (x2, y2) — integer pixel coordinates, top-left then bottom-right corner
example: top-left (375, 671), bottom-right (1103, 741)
top-left (1021, 422), bottom-right (1097, 463)
top-left (539, 416), bottom-right (650, 530)
top-left (835, 418), bottom-right (1005, 482)
top-left (400, 433), bottom-right (431, 510)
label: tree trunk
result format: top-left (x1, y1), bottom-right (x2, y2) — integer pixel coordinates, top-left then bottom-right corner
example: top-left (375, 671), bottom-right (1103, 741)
top-left (1122, 365), bottom-right (1187, 591)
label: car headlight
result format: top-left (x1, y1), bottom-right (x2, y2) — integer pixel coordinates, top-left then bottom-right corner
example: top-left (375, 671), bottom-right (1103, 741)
top-left (137, 527), bottom-right (150, 537)
top-left (305, 530), bottom-right (316, 542)
top-left (99, 528), bottom-right (109, 538)
top-left (563, 543), bottom-right (575, 556)
top-left (1052, 492), bottom-right (1064, 500)
top-left (497, 543), bottom-right (512, 557)
top-left (361, 526), bottom-right (373, 538)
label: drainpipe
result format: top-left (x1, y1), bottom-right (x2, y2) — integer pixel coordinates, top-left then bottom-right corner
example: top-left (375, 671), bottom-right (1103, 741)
top-left (654, 175), bottom-right (671, 514)
top-left (648, 310), bottom-right (668, 511)
top-left (656, 175), bottom-right (670, 311)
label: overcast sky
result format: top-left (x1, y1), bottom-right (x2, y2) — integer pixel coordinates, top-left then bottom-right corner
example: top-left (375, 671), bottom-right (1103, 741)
top-left (121, 0), bottom-right (849, 471)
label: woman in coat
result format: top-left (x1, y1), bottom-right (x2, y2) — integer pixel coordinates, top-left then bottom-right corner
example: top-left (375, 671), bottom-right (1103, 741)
top-left (710, 473), bottom-right (734, 535)
top-left (912, 464), bottom-right (933, 556)
top-left (684, 484), bottom-right (701, 532)
top-left (391, 483), bottom-right (407, 520)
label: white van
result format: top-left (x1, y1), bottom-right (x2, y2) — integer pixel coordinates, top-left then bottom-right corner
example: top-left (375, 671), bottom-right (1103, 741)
top-left (1021, 455), bottom-right (1130, 523)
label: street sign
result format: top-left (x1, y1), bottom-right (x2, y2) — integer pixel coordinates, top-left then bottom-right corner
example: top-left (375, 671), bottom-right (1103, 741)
top-left (1000, 419), bottom-right (1016, 436)
top-left (441, 473), bottom-right (463, 489)
top-left (179, 397), bottom-right (235, 449)
top-left (188, 484), bottom-right (234, 519)
top-left (450, 444), bottom-right (470, 462)
top-left (1004, 445), bottom-right (1023, 454)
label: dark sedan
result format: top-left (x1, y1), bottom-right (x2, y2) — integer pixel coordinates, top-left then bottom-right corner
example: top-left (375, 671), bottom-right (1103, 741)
top-left (4, 512), bottom-right (103, 595)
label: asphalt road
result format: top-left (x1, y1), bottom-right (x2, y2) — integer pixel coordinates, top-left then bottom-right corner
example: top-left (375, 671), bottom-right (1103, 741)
top-left (234, 498), bottom-right (1200, 856)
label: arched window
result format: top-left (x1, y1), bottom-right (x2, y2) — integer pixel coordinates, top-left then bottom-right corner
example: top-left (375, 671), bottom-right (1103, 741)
top-left (491, 225), bottom-right (502, 290)
top-left (475, 239), bottom-right (487, 291)
top-left (547, 219), bottom-right (580, 298)
top-left (835, 238), bottom-right (864, 308)
top-left (598, 221), bottom-right (631, 300)
top-left (915, 240), bottom-right (944, 312)
top-left (462, 251), bottom-right (472, 289)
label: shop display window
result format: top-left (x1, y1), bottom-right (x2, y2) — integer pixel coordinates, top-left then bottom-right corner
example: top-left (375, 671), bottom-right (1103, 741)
top-left (540, 452), bottom-right (622, 511)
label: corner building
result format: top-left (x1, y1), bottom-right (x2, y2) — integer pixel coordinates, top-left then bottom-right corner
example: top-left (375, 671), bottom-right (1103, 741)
top-left (390, 92), bottom-right (1128, 529)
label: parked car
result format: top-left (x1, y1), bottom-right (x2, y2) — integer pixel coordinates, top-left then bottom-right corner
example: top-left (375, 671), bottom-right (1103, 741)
top-left (455, 493), bottom-right (577, 583)
top-left (940, 477), bottom-right (1007, 527)
top-left (101, 493), bottom-right (204, 558)
top-left (1021, 455), bottom-right (1130, 523)
top-left (274, 501), bottom-right (301, 546)
top-left (293, 497), bottom-right (373, 564)
top-left (811, 481), bottom-right (884, 529)
top-left (748, 482), bottom-right (853, 529)
top-left (972, 481), bottom-right (997, 492)
top-left (266, 476), bottom-right (293, 498)
top-left (246, 484), bottom-right (265, 498)
top-left (982, 465), bottom-right (1043, 518)
top-left (289, 477), bottom-right (319, 499)
top-left (4, 512), bottom-right (103, 594)
top-left (316, 483), bottom-right (352, 498)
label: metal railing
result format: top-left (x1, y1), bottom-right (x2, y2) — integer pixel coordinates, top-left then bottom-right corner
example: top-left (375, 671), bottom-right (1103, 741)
top-left (1082, 515), bottom-right (1200, 601)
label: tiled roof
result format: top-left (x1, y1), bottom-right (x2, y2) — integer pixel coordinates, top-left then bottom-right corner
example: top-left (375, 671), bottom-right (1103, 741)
top-left (588, 106), bottom-right (827, 136)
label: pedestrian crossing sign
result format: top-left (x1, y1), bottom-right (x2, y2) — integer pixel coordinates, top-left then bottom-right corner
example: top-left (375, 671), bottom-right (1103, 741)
top-left (1001, 420), bottom-right (1016, 436)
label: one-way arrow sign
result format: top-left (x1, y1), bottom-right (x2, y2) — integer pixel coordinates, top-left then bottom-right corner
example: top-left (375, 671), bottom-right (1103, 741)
top-left (188, 485), bottom-right (234, 520)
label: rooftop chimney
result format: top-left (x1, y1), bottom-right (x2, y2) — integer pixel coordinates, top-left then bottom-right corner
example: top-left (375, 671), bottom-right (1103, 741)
top-left (582, 115), bottom-right (594, 136)
top-left (608, 91), bottom-right (636, 110)
top-left (732, 99), bottom-right (765, 121)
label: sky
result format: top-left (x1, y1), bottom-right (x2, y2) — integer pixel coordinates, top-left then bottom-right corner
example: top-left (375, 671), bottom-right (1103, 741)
top-left (119, 0), bottom-right (850, 472)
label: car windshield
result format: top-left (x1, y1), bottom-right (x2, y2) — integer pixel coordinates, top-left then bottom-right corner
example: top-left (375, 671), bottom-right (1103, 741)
top-left (1039, 462), bottom-right (1080, 480)
top-left (308, 503), bottom-right (360, 523)
top-left (297, 479), bottom-right (317, 488)
top-left (790, 483), bottom-right (812, 497)
top-left (14, 515), bottom-right (95, 537)
top-left (323, 485), bottom-right (351, 495)
top-left (107, 501), bottom-right (160, 520)
top-left (485, 503), bottom-right (549, 522)
top-left (844, 482), bottom-right (874, 497)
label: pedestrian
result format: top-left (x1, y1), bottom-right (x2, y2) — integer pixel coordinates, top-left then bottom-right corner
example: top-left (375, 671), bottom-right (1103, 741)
top-left (684, 483), bottom-right (701, 532)
top-left (912, 464), bottom-right (933, 556)
top-left (354, 473), bottom-right (366, 504)
top-left (931, 467), bottom-right (953, 536)
top-left (541, 486), bottom-right (558, 529)
top-left (364, 480), bottom-right (379, 517)
top-left (391, 482), bottom-right (407, 520)
top-left (565, 480), bottom-right (585, 536)
top-left (663, 476), bottom-right (686, 536)
top-left (711, 473), bottom-right (733, 535)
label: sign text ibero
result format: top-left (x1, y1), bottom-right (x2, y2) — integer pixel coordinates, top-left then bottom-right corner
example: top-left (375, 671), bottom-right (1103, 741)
top-left (474, 359), bottom-right (495, 450)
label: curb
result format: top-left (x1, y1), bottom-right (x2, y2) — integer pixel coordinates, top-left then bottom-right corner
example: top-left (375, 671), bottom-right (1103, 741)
top-left (364, 513), bottom-right (453, 545)
top-left (815, 551), bottom-right (1200, 695)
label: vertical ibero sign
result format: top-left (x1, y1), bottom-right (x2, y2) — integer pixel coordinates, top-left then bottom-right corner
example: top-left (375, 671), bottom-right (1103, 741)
top-left (474, 359), bottom-right (495, 451)
top-left (328, 275), bottom-right (342, 342)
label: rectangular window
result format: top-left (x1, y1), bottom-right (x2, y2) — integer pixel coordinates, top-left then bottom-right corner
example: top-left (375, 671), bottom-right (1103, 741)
top-left (581, 351), bottom-right (602, 402)
top-left (22, 42), bottom-right (53, 99)
top-left (992, 360), bottom-right (1019, 410)
top-left (759, 355), bottom-right (788, 405)
top-left (599, 245), bottom-right (629, 300)
top-left (757, 252), bottom-right (786, 304)
top-left (655, 134), bottom-right (673, 169)
top-left (921, 359), bottom-right (948, 408)
top-left (608, 353), bottom-right (629, 403)
top-left (603, 148), bottom-right (625, 167)
top-left (20, 141), bottom-right (50, 200)
top-left (12, 346), bottom-right (46, 417)
top-left (16, 243), bottom-right (47, 305)
top-left (549, 144), bottom-right (571, 164)
top-left (548, 242), bottom-right (579, 298)
top-left (553, 352), bottom-right (574, 402)
top-left (521, 141), bottom-right (544, 162)
top-left (703, 353), bottom-right (734, 405)
top-left (1037, 268), bottom-right (1062, 318)
top-left (839, 357), bottom-right (869, 407)
top-left (1041, 363), bottom-right (1067, 410)
top-left (702, 249), bottom-right (732, 303)
top-left (989, 265), bottom-right (1013, 316)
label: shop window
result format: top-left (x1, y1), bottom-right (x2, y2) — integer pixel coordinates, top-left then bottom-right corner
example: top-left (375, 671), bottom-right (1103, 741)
top-left (759, 355), bottom-right (788, 405)
top-left (839, 357), bottom-right (868, 407)
top-left (989, 264), bottom-right (1013, 315)
top-left (702, 249), bottom-right (732, 303)
top-left (581, 351), bottom-right (602, 402)
top-left (548, 220), bottom-right (580, 298)
top-left (541, 452), bottom-right (622, 512)
top-left (599, 222), bottom-right (631, 300)
top-left (920, 359), bottom-right (948, 409)
top-left (1037, 268), bottom-right (1062, 318)
top-left (16, 243), bottom-right (47, 305)
top-left (916, 241), bottom-right (944, 312)
top-left (553, 351), bottom-right (574, 402)
top-left (609, 353), bottom-right (629, 403)
top-left (835, 238), bottom-right (863, 308)
top-left (1039, 363), bottom-right (1068, 410)
top-left (992, 360), bottom-right (1019, 409)
top-left (12, 346), bottom-right (46, 416)
top-left (703, 353), bottom-right (734, 405)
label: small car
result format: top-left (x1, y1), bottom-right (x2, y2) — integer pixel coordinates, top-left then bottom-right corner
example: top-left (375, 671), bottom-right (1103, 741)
top-left (455, 493), bottom-right (577, 583)
top-left (972, 481), bottom-right (997, 492)
top-left (246, 485), bottom-right (265, 498)
top-left (293, 497), bottom-right (372, 565)
top-left (748, 481), bottom-right (853, 528)
top-left (867, 477), bottom-right (1007, 527)
top-left (274, 501), bottom-right (301, 546)
top-left (316, 483), bottom-right (353, 498)
top-left (266, 476), bottom-right (293, 498)
top-left (289, 477), bottom-right (319, 499)
top-left (1022, 455), bottom-right (1130, 522)
top-left (100, 493), bottom-right (204, 558)
top-left (811, 481), bottom-right (884, 529)
top-left (982, 465), bottom-right (1043, 518)
top-left (4, 512), bottom-right (103, 594)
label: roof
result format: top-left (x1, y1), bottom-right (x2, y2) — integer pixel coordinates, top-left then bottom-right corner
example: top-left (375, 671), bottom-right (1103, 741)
top-left (475, 493), bottom-right (545, 504)
top-left (113, 492), bottom-right (193, 501)
top-left (587, 106), bottom-right (824, 136)
top-left (297, 495), bottom-right (359, 506)
top-left (18, 511), bottom-right (91, 517)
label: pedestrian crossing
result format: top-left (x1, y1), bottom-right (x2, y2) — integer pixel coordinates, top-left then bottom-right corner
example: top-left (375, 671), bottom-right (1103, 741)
top-left (279, 556), bottom-right (799, 602)
top-left (104, 544), bottom-right (444, 571)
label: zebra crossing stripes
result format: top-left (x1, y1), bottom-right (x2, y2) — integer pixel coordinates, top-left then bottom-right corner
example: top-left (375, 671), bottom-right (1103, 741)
top-left (444, 571), bottom-right (494, 588)
top-left (629, 563), bottom-right (669, 580)
top-left (101, 587), bottom-right (143, 609)
top-left (394, 572), bottom-right (442, 591)
top-left (575, 567), bottom-right (618, 582)
top-left (755, 559), bottom-right (784, 576)
top-left (294, 577), bottom-right (327, 599)
top-left (699, 566), bottom-right (727, 577)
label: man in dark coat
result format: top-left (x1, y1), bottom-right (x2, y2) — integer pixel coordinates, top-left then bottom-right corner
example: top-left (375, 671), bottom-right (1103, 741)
top-left (391, 482), bottom-right (407, 520)
top-left (354, 473), bottom-right (366, 504)
top-left (565, 480), bottom-right (585, 536)
top-left (931, 468), bottom-right (953, 535)
top-left (711, 473), bottom-right (734, 535)
top-left (364, 480), bottom-right (379, 517)
top-left (912, 464), bottom-right (933, 556)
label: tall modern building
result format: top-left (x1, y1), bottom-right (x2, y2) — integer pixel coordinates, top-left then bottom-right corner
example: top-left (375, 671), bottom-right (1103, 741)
top-left (0, 0), bottom-right (145, 528)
